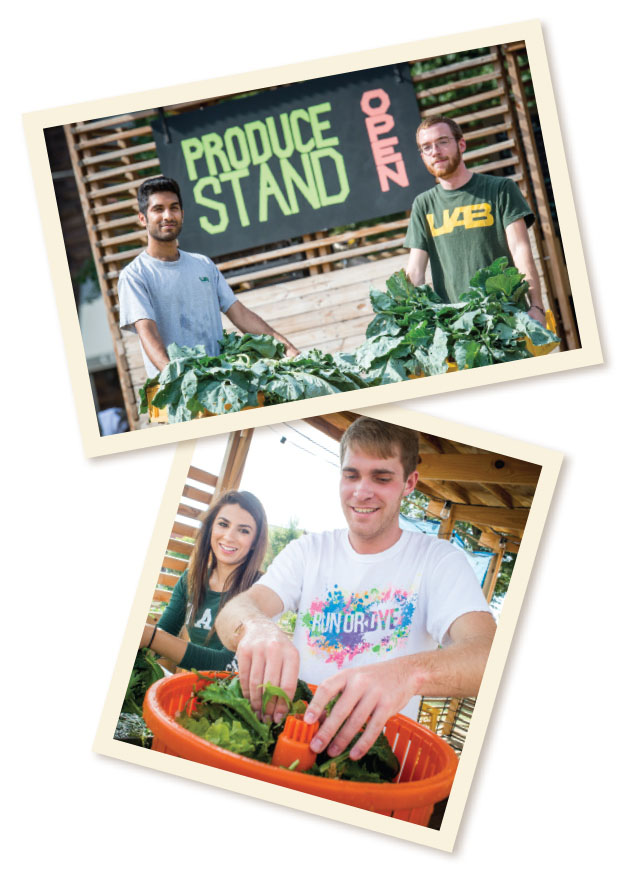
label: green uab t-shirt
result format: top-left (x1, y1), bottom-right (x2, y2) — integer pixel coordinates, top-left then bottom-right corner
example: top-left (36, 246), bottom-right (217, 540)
top-left (404, 173), bottom-right (534, 303)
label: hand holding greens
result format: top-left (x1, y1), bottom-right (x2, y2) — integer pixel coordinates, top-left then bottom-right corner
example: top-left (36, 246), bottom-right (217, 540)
top-left (177, 673), bottom-right (400, 782)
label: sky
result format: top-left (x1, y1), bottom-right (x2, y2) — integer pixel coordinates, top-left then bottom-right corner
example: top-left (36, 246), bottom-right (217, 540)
top-left (191, 418), bottom-right (348, 531)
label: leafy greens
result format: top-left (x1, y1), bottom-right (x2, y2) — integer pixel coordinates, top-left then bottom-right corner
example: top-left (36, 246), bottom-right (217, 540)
top-left (139, 258), bottom-right (560, 418)
top-left (176, 673), bottom-right (400, 783)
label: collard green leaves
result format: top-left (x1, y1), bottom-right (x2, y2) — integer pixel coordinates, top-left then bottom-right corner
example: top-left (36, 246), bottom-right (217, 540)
top-left (354, 261), bottom-right (559, 380)
top-left (140, 334), bottom-right (370, 423)
top-left (139, 259), bottom-right (560, 419)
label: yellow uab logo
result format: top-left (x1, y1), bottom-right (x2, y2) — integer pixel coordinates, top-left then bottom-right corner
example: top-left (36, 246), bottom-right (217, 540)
top-left (427, 202), bottom-right (494, 237)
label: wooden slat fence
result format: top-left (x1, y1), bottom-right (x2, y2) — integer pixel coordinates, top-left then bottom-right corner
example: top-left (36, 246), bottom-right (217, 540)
top-left (148, 465), bottom-right (217, 624)
top-left (64, 43), bottom-right (577, 429)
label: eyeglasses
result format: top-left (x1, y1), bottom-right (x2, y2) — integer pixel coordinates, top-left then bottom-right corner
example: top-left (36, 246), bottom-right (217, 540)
top-left (418, 136), bottom-right (458, 156)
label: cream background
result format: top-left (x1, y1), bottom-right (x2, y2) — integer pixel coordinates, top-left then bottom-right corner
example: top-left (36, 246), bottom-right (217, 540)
top-left (5, 2), bottom-right (630, 872)
top-left (23, 20), bottom-right (601, 457)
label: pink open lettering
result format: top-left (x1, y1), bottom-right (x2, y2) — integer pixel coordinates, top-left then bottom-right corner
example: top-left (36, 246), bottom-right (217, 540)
top-left (361, 89), bottom-right (409, 193)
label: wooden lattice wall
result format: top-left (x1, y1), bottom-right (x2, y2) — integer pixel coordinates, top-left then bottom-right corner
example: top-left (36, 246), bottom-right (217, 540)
top-left (63, 43), bottom-right (578, 429)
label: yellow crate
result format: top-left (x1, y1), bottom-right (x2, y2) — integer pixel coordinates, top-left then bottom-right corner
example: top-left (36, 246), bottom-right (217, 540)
top-left (145, 384), bottom-right (264, 423)
top-left (525, 309), bottom-right (559, 357)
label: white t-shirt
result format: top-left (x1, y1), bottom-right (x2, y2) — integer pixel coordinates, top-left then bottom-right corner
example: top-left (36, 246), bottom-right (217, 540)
top-left (260, 529), bottom-right (492, 720)
top-left (118, 249), bottom-right (237, 377)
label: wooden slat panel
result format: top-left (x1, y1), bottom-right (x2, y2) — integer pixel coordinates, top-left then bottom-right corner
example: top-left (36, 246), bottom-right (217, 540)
top-left (225, 238), bottom-right (405, 286)
top-left (94, 214), bottom-right (142, 232)
top-left (87, 174), bottom-right (161, 200)
top-left (418, 86), bottom-right (505, 112)
top-left (91, 197), bottom-right (139, 216)
top-left (410, 52), bottom-right (497, 82)
top-left (75, 125), bottom-right (154, 149)
top-left (452, 103), bottom-right (510, 124)
top-left (182, 484), bottom-right (214, 506)
top-left (162, 555), bottom-right (188, 573)
top-left (83, 157), bottom-right (161, 184)
top-left (462, 121), bottom-right (512, 142)
top-left (188, 466), bottom-right (218, 488)
top-left (216, 219), bottom-right (409, 271)
top-left (82, 142), bottom-right (157, 166)
top-left (153, 588), bottom-right (173, 603)
top-left (177, 502), bottom-right (204, 521)
top-left (172, 520), bottom-right (199, 539)
top-left (465, 138), bottom-right (515, 160)
top-left (158, 571), bottom-right (180, 588)
top-left (466, 156), bottom-right (519, 173)
top-left (167, 537), bottom-right (194, 556)
top-left (98, 229), bottom-right (147, 248)
top-left (72, 112), bottom-right (153, 133)
top-left (416, 70), bottom-right (500, 98)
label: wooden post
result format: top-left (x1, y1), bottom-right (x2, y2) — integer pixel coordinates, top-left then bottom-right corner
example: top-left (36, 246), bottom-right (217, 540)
top-left (504, 46), bottom-right (580, 350)
top-left (494, 47), bottom-right (554, 318)
top-left (64, 123), bottom-right (140, 430)
top-left (483, 547), bottom-right (505, 603)
top-left (216, 430), bottom-right (254, 493)
top-left (437, 504), bottom-right (456, 540)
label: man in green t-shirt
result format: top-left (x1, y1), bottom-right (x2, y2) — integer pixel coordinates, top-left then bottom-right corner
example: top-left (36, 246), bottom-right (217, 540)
top-left (404, 115), bottom-right (546, 326)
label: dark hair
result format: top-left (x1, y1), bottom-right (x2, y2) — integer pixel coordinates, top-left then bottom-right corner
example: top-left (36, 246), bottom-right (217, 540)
top-left (415, 114), bottom-right (464, 145)
top-left (339, 417), bottom-right (420, 479)
top-left (186, 490), bottom-right (268, 641)
top-left (137, 176), bottom-right (183, 216)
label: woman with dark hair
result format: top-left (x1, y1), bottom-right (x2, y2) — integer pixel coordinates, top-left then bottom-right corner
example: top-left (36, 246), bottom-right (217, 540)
top-left (139, 490), bottom-right (268, 671)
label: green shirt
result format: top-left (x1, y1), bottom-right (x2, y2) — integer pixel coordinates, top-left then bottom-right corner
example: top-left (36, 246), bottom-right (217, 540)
top-left (404, 173), bottom-right (534, 303)
top-left (157, 571), bottom-right (236, 672)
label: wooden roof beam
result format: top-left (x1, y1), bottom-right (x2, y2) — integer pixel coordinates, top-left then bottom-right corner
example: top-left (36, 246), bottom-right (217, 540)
top-left (416, 453), bottom-right (540, 485)
top-left (453, 504), bottom-right (529, 533)
top-left (417, 479), bottom-right (471, 505)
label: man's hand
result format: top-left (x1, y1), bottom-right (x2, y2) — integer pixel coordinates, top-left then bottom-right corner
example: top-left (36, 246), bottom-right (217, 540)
top-left (283, 341), bottom-right (300, 358)
top-left (304, 659), bottom-right (418, 761)
top-left (236, 618), bottom-right (300, 722)
top-left (226, 300), bottom-right (298, 360)
top-left (527, 304), bottom-right (546, 327)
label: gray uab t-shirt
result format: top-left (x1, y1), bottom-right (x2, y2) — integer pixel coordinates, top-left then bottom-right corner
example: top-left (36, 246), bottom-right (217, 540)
top-left (118, 249), bottom-right (237, 377)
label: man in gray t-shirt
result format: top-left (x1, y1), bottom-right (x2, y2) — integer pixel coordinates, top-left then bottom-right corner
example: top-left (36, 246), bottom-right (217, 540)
top-left (118, 176), bottom-right (299, 377)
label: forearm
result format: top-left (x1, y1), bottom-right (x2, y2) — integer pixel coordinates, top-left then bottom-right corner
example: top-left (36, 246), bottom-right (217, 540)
top-left (135, 319), bottom-right (170, 371)
top-left (141, 623), bottom-right (187, 664)
top-left (406, 634), bottom-right (493, 699)
top-left (215, 589), bottom-right (278, 651)
top-left (513, 245), bottom-right (543, 309)
top-left (406, 249), bottom-right (428, 287)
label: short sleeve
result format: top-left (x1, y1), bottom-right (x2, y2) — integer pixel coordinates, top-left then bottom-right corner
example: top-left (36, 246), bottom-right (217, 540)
top-left (403, 195), bottom-right (430, 252)
top-left (423, 544), bottom-right (493, 646)
top-left (499, 179), bottom-right (534, 230)
top-left (157, 572), bottom-right (188, 636)
top-left (210, 260), bottom-right (238, 313)
top-left (255, 537), bottom-right (308, 613)
top-left (118, 263), bottom-right (155, 332)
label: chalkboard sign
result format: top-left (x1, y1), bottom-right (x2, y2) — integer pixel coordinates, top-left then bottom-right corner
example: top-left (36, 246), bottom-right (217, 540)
top-left (152, 64), bottom-right (435, 257)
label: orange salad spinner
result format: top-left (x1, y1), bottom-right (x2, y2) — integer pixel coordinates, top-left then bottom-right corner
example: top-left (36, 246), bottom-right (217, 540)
top-left (143, 671), bottom-right (458, 826)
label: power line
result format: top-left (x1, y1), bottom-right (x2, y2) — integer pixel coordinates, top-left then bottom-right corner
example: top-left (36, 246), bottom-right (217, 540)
top-left (265, 423), bottom-right (340, 468)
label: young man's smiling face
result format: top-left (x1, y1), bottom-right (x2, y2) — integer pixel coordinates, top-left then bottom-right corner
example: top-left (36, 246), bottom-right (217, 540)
top-left (417, 122), bottom-right (465, 180)
top-left (139, 190), bottom-right (184, 242)
top-left (339, 444), bottom-right (418, 554)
